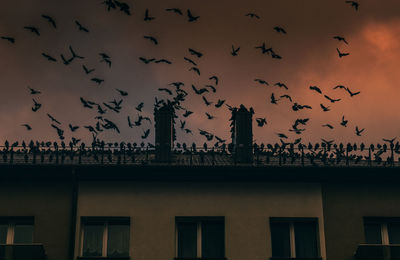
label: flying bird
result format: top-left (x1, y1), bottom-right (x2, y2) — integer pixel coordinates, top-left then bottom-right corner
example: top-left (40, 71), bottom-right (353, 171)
top-left (322, 124), bottom-right (334, 129)
top-left (28, 87), bottom-right (41, 95)
top-left (189, 67), bottom-right (200, 75)
top-left (82, 65), bottom-right (95, 74)
top-left (255, 79), bottom-right (269, 85)
top-left (144, 9), bottom-right (155, 21)
top-left (355, 126), bottom-right (364, 136)
top-left (336, 48), bottom-right (350, 58)
top-left (187, 9), bottom-right (200, 22)
top-left (139, 57), bottom-right (155, 64)
top-left (144, 35), bottom-right (158, 45)
top-left (21, 124), bottom-right (32, 130)
top-left (42, 53), bottom-right (57, 62)
top-left (47, 113), bottom-right (61, 124)
top-left (115, 88), bottom-right (128, 96)
top-left (136, 102), bottom-right (144, 112)
top-left (188, 48), bottom-right (203, 58)
top-left (324, 95), bottom-right (341, 103)
top-left (256, 118), bottom-right (267, 127)
top-left (274, 26), bottom-right (287, 34)
top-left (345, 1), bottom-right (359, 11)
top-left (41, 15), bottom-right (56, 28)
top-left (69, 124), bottom-right (79, 132)
top-left (205, 112), bottom-right (214, 120)
top-left (231, 45), bottom-right (240, 56)
top-left (165, 8), bottom-right (183, 15)
top-left (346, 88), bottom-right (360, 97)
top-left (184, 57), bottom-right (197, 66)
top-left (158, 88), bottom-right (173, 95)
top-left (333, 85), bottom-right (347, 90)
top-left (274, 82), bottom-right (288, 90)
top-left (320, 104), bottom-right (330, 112)
top-left (1, 36), bottom-right (15, 43)
top-left (280, 94), bottom-right (292, 102)
top-left (202, 96), bottom-right (212, 106)
top-left (340, 116), bottom-right (348, 127)
top-left (209, 76), bottom-right (219, 85)
top-left (91, 78), bottom-right (104, 85)
top-left (155, 59), bottom-right (172, 64)
top-left (31, 99), bottom-right (42, 112)
top-left (245, 13), bottom-right (260, 19)
top-left (270, 93), bottom-right (279, 104)
top-left (333, 36), bottom-right (348, 44)
top-left (24, 26), bottom-right (40, 36)
top-left (141, 129), bottom-right (150, 139)
top-left (75, 21), bottom-right (89, 32)
top-left (309, 85), bottom-right (322, 94)
top-left (215, 99), bottom-right (225, 108)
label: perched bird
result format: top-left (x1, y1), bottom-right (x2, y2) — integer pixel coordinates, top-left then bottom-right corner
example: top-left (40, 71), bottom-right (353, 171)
top-left (274, 26), bottom-right (287, 34)
top-left (324, 95), bottom-right (341, 103)
top-left (333, 36), bottom-right (348, 44)
top-left (231, 45), bottom-right (240, 56)
top-left (245, 13), bottom-right (260, 19)
top-left (42, 53), bottom-right (57, 62)
top-left (320, 104), bottom-right (330, 112)
top-left (28, 87), bottom-right (41, 95)
top-left (340, 116), bottom-right (348, 127)
top-left (1, 36), bottom-right (15, 43)
top-left (309, 85), bottom-right (322, 94)
top-left (165, 8), bottom-right (183, 15)
top-left (91, 78), bottom-right (104, 85)
top-left (256, 118), bottom-right (267, 127)
top-left (24, 26), bottom-right (40, 36)
top-left (41, 15), bottom-right (56, 28)
top-left (345, 1), bottom-right (359, 11)
top-left (22, 124), bottom-right (32, 130)
top-left (115, 88), bottom-right (128, 96)
top-left (209, 76), bottom-right (219, 85)
top-left (336, 48), bottom-right (350, 58)
top-left (144, 9), bottom-right (155, 21)
top-left (75, 21), bottom-right (89, 32)
top-left (187, 9), bottom-right (200, 22)
top-left (144, 35), bottom-right (158, 45)
top-left (274, 82), bottom-right (288, 90)
top-left (82, 65), bottom-right (95, 74)
top-left (355, 126), bottom-right (364, 136)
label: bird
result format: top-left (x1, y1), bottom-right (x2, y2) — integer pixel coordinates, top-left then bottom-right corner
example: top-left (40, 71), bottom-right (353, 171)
top-left (41, 15), bottom-right (56, 28)
top-left (165, 8), bottom-right (183, 15)
top-left (91, 78), bottom-right (104, 85)
top-left (139, 57), bottom-right (155, 64)
top-left (31, 99), bottom-right (42, 112)
top-left (158, 88), bottom-right (173, 95)
top-left (75, 21), bottom-right (89, 32)
top-left (24, 26), bottom-right (40, 36)
top-left (215, 99), bottom-right (225, 108)
top-left (270, 93), bottom-right (279, 104)
top-left (144, 9), bottom-right (155, 21)
top-left (345, 1), bottom-right (359, 11)
top-left (320, 104), bottom-right (330, 112)
top-left (141, 129), bottom-right (150, 139)
top-left (346, 88), bottom-right (360, 97)
top-left (22, 124), bottom-right (32, 130)
top-left (255, 79), bottom-right (269, 85)
top-left (69, 124), bottom-right (79, 132)
top-left (28, 87), bottom-right (41, 95)
top-left (336, 48), bottom-right (350, 58)
top-left (245, 13), bottom-right (260, 19)
top-left (115, 89), bottom-right (128, 96)
top-left (231, 45), bottom-right (240, 56)
top-left (383, 137), bottom-right (396, 144)
top-left (277, 133), bottom-right (288, 139)
top-left (205, 112), bottom-right (214, 120)
top-left (1, 36), bottom-right (15, 43)
top-left (61, 54), bottom-right (73, 65)
top-left (170, 82), bottom-right (184, 88)
top-left (355, 126), bottom-right (364, 136)
top-left (333, 36), bottom-right (348, 44)
top-left (255, 42), bottom-right (272, 54)
top-left (322, 124), bottom-right (334, 129)
top-left (189, 67), bottom-right (200, 75)
top-left (42, 53), bottom-right (57, 62)
top-left (101, 58), bottom-right (112, 67)
top-left (274, 26), bottom-right (287, 34)
top-left (340, 116), bottom-right (348, 127)
top-left (187, 9), bottom-right (199, 22)
top-left (144, 35), bottom-right (158, 45)
top-left (333, 85), bottom-right (347, 90)
top-left (47, 113), bottom-right (61, 124)
top-left (188, 48), bottom-right (203, 58)
top-left (274, 82), bottom-right (288, 90)
top-left (155, 59), bottom-right (172, 64)
top-left (192, 85), bottom-right (208, 95)
top-left (205, 85), bottom-right (216, 93)
top-left (324, 95), bottom-right (341, 103)
top-left (82, 65), bottom-right (95, 74)
top-left (271, 51), bottom-right (282, 59)
top-left (115, 1), bottom-right (131, 15)
top-left (136, 102), bottom-right (144, 112)
top-left (102, 0), bottom-right (116, 11)
top-left (280, 95), bottom-right (292, 102)
top-left (179, 120), bottom-right (186, 129)
top-left (309, 86), bottom-right (322, 94)
top-left (256, 118), bottom-right (267, 127)
top-left (70, 46), bottom-right (84, 59)
top-left (184, 57), bottom-right (197, 66)
top-left (202, 96), bottom-right (212, 106)
top-left (183, 110), bottom-right (193, 117)
top-left (209, 76), bottom-right (219, 85)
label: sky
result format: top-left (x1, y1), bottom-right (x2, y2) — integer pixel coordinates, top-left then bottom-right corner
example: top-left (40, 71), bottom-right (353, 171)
top-left (1, 0), bottom-right (400, 146)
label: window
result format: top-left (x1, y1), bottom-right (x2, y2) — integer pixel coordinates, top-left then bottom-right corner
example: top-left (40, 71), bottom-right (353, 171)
top-left (80, 217), bottom-right (130, 258)
top-left (270, 218), bottom-right (320, 259)
top-left (364, 218), bottom-right (400, 245)
top-left (0, 217), bottom-right (34, 244)
top-left (176, 217), bottom-right (225, 259)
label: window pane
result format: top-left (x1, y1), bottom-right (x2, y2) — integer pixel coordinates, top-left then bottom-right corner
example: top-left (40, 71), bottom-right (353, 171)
top-left (364, 223), bottom-right (382, 244)
top-left (82, 225), bottom-right (103, 256)
top-left (389, 223), bottom-right (400, 244)
top-left (177, 222), bottom-right (197, 258)
top-left (0, 225), bottom-right (7, 244)
top-left (202, 221), bottom-right (224, 258)
top-left (107, 224), bottom-right (130, 257)
top-left (13, 225), bottom-right (34, 244)
top-left (270, 222), bottom-right (291, 258)
top-left (295, 222), bottom-right (318, 258)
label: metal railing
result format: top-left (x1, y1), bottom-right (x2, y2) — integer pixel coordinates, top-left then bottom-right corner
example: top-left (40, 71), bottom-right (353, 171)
top-left (355, 244), bottom-right (400, 260)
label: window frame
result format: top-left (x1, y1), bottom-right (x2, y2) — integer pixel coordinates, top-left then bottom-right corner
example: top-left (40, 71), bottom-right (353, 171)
top-left (175, 216), bottom-right (225, 259)
top-left (269, 217), bottom-right (321, 259)
top-left (80, 217), bottom-right (130, 258)
top-left (364, 217), bottom-right (400, 245)
top-left (0, 217), bottom-right (34, 245)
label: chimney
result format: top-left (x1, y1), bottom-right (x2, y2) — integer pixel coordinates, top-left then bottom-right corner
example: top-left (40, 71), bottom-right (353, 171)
top-left (154, 104), bottom-right (174, 162)
top-left (232, 105), bottom-right (253, 163)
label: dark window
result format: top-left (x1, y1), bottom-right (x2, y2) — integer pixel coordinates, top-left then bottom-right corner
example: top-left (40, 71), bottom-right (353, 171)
top-left (294, 222), bottom-right (318, 258)
top-left (107, 224), bottom-right (130, 257)
top-left (0, 225), bottom-right (7, 244)
top-left (82, 224), bottom-right (103, 256)
top-left (388, 223), bottom-right (400, 244)
top-left (270, 222), bottom-right (291, 258)
top-left (176, 217), bottom-right (225, 259)
top-left (0, 217), bottom-right (34, 244)
top-left (364, 223), bottom-right (382, 244)
top-left (13, 224), bottom-right (34, 244)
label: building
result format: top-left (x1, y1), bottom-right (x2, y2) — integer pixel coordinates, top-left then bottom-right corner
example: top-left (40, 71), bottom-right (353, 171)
top-left (1, 106), bottom-right (400, 260)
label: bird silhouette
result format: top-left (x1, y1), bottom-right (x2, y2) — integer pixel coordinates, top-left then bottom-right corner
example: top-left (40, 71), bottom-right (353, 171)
top-left (322, 124), bottom-right (334, 129)
top-left (115, 88), bottom-right (128, 96)
top-left (144, 9), bottom-right (155, 21)
top-left (192, 85), bottom-right (208, 95)
top-left (187, 9), bottom-right (200, 22)
top-left (183, 110), bottom-right (193, 117)
top-left (82, 65), bottom-right (95, 74)
top-left (42, 53), bottom-right (57, 62)
top-left (155, 59), bottom-right (172, 64)
top-left (205, 112), bottom-right (215, 120)
top-left (189, 67), bottom-right (200, 75)
top-left (136, 102), bottom-right (144, 112)
top-left (255, 42), bottom-right (272, 54)
top-left (47, 113), bottom-right (61, 124)
top-left (202, 96), bottom-right (212, 106)
top-left (61, 54), bottom-right (73, 65)
top-left (24, 26), bottom-right (40, 36)
top-left (346, 87), bottom-right (360, 97)
top-left (69, 124), bottom-right (79, 132)
top-left (231, 45), bottom-right (240, 56)
top-left (333, 36), bottom-right (348, 44)
top-left (280, 94), bottom-right (292, 102)
top-left (139, 57), bottom-right (155, 64)
top-left (245, 13), bottom-right (260, 19)
top-left (215, 99), bottom-right (225, 108)
top-left (170, 82), bottom-right (184, 88)
top-left (91, 78), bottom-right (104, 85)
top-left (340, 116), bottom-right (348, 127)
top-left (184, 57), bottom-right (197, 66)
top-left (256, 118), bottom-right (267, 127)
top-left (205, 85), bottom-right (216, 93)
top-left (144, 35), bottom-right (158, 45)
top-left (28, 87), bottom-right (41, 95)
top-left (115, 1), bottom-right (131, 15)
top-left (255, 79), bottom-right (269, 85)
top-left (166, 8), bottom-right (183, 15)
top-left (179, 120), bottom-right (186, 129)
top-left (336, 48), bottom-right (350, 58)
top-left (324, 95), bottom-right (341, 103)
top-left (309, 85), bottom-right (322, 94)
top-left (382, 137), bottom-right (396, 144)
top-left (22, 124), bottom-right (32, 130)
top-left (355, 126), bottom-right (364, 136)
top-left (274, 82), bottom-right (288, 90)
top-left (320, 104), bottom-right (330, 112)
top-left (158, 88), bottom-right (173, 95)
top-left (188, 48), bottom-right (203, 58)
top-left (209, 76), bottom-right (219, 85)
top-left (274, 26), bottom-right (287, 34)
top-left (271, 51), bottom-right (282, 59)
top-left (345, 1), bottom-right (359, 11)
top-left (141, 129), bottom-right (150, 139)
top-left (277, 133), bottom-right (288, 139)
top-left (1, 36), bottom-right (15, 43)
top-left (70, 46), bottom-right (84, 59)
top-left (270, 93), bottom-right (279, 104)
top-left (31, 99), bottom-right (42, 112)
top-left (80, 97), bottom-right (95, 109)
top-left (102, 0), bottom-right (116, 11)
top-left (41, 15), bottom-right (56, 28)
top-left (75, 21), bottom-right (89, 32)
top-left (333, 85), bottom-right (347, 90)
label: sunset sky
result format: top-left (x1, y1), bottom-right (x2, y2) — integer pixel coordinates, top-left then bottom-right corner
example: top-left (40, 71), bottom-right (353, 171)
top-left (1, 0), bottom-right (400, 146)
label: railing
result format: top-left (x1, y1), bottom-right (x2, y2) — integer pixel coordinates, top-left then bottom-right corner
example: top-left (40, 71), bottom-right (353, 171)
top-left (0, 140), bottom-right (399, 167)
top-left (0, 244), bottom-right (45, 260)
top-left (355, 244), bottom-right (400, 260)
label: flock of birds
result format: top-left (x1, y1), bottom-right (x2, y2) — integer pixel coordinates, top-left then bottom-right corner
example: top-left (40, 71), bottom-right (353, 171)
top-left (1, 0), bottom-right (375, 148)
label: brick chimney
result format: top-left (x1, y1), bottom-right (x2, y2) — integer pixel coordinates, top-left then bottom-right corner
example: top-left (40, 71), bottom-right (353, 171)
top-left (154, 104), bottom-right (174, 162)
top-left (232, 105), bottom-right (253, 163)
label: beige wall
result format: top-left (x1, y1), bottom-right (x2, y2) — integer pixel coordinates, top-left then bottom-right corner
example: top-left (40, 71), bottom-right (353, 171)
top-left (76, 181), bottom-right (326, 260)
top-left (0, 181), bottom-right (72, 260)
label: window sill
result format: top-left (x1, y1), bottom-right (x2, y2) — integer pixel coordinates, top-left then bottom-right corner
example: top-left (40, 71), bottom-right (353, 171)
top-left (77, 257), bottom-right (130, 260)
